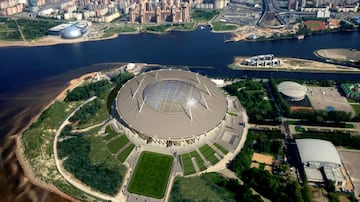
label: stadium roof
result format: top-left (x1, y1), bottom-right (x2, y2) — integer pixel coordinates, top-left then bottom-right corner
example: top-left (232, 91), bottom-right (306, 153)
top-left (296, 139), bottom-right (342, 166)
top-left (278, 81), bottom-right (307, 100)
top-left (115, 69), bottom-right (227, 139)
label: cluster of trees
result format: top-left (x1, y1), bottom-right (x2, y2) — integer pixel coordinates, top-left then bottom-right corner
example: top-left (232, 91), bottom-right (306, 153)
top-left (16, 19), bottom-right (60, 40)
top-left (223, 79), bottom-right (278, 123)
top-left (110, 72), bottom-right (134, 86)
top-left (65, 80), bottom-right (111, 101)
top-left (227, 129), bottom-right (283, 175)
top-left (227, 128), bottom-right (312, 202)
top-left (241, 168), bottom-right (309, 202)
top-left (294, 131), bottom-right (360, 149)
top-left (58, 136), bottom-right (123, 195)
top-left (69, 99), bottom-right (102, 124)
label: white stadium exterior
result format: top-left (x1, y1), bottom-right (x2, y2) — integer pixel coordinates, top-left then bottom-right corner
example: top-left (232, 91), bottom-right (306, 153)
top-left (115, 69), bottom-right (228, 146)
top-left (277, 81), bottom-right (307, 101)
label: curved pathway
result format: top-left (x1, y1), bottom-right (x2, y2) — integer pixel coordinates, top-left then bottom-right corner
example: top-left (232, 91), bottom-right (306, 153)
top-left (53, 96), bottom-right (122, 201)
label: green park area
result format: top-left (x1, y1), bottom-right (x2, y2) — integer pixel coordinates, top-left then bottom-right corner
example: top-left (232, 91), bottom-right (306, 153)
top-left (102, 26), bottom-right (137, 38)
top-left (190, 150), bottom-right (207, 171)
top-left (351, 104), bottom-right (360, 115)
top-left (214, 143), bottom-right (228, 155)
top-left (181, 153), bottom-right (196, 175)
top-left (211, 21), bottom-right (238, 31)
top-left (103, 126), bottom-right (135, 163)
top-left (128, 151), bottom-right (173, 198)
top-left (199, 144), bottom-right (219, 165)
top-left (0, 17), bottom-right (61, 41)
top-left (191, 10), bottom-right (219, 22)
top-left (224, 79), bottom-right (278, 124)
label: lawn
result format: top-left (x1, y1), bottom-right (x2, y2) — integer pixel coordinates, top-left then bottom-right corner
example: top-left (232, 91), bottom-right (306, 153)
top-left (190, 151), bottom-right (207, 171)
top-left (117, 143), bottom-right (135, 163)
top-left (351, 104), bottom-right (360, 115)
top-left (214, 143), bottom-right (228, 155)
top-left (181, 153), bottom-right (196, 175)
top-left (211, 21), bottom-right (238, 31)
top-left (103, 126), bottom-right (119, 141)
top-left (107, 135), bottom-right (129, 154)
top-left (127, 151), bottom-right (173, 198)
top-left (170, 173), bottom-right (236, 202)
top-left (199, 144), bottom-right (219, 165)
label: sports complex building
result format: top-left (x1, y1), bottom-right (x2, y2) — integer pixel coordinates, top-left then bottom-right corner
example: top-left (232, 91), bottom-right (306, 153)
top-left (114, 69), bottom-right (234, 149)
top-left (277, 81), bottom-right (307, 101)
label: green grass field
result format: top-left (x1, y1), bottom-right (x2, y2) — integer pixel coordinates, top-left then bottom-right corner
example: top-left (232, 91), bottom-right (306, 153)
top-left (103, 126), bottom-right (119, 141)
top-left (214, 143), bottom-right (228, 155)
top-left (190, 151), bottom-right (207, 171)
top-left (199, 144), bottom-right (219, 165)
top-left (211, 22), bottom-right (238, 31)
top-left (107, 135), bottom-right (129, 154)
top-left (351, 104), bottom-right (360, 115)
top-left (117, 143), bottom-right (135, 163)
top-left (181, 153), bottom-right (196, 175)
top-left (128, 151), bottom-right (173, 198)
top-left (170, 173), bottom-right (236, 202)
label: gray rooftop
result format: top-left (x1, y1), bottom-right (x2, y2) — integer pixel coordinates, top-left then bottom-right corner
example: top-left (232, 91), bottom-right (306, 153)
top-left (296, 139), bottom-right (342, 166)
top-left (278, 81), bottom-right (307, 99)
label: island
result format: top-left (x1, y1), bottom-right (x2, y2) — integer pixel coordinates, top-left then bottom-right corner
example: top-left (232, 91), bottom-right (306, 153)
top-left (229, 54), bottom-right (360, 73)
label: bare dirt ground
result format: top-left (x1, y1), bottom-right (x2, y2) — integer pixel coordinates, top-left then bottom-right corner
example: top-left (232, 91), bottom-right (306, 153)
top-left (338, 147), bottom-right (360, 199)
top-left (230, 57), bottom-right (360, 72)
top-left (251, 152), bottom-right (274, 165)
top-left (230, 26), bottom-right (296, 41)
top-left (315, 49), bottom-right (360, 62)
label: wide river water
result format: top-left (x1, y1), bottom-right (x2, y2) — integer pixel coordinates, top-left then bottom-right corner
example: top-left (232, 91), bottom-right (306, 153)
top-left (0, 28), bottom-right (359, 201)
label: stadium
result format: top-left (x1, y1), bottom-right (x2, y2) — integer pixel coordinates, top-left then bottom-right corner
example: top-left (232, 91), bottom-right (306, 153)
top-left (115, 69), bottom-right (228, 147)
top-left (277, 81), bottom-right (307, 101)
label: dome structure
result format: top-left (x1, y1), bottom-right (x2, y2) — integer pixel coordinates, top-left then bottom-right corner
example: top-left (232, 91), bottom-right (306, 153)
top-left (61, 26), bottom-right (82, 39)
top-left (278, 81), bottom-right (307, 101)
top-left (115, 69), bottom-right (227, 140)
top-left (143, 80), bottom-right (201, 113)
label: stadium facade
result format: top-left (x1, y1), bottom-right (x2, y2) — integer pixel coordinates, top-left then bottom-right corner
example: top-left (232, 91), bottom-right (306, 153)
top-left (115, 69), bottom-right (228, 147)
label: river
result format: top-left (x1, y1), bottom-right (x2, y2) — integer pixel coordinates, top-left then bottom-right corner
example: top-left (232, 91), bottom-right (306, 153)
top-left (0, 28), bottom-right (359, 201)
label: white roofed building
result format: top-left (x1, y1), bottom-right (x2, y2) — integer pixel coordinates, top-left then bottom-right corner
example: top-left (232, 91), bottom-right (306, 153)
top-left (296, 139), bottom-right (347, 189)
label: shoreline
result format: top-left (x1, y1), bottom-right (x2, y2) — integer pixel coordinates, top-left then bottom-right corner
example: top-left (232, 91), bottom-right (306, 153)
top-left (13, 72), bottom-right (98, 201)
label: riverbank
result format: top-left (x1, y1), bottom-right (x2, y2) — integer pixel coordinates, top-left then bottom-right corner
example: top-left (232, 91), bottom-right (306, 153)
top-left (229, 56), bottom-right (360, 73)
top-left (0, 34), bottom-right (119, 48)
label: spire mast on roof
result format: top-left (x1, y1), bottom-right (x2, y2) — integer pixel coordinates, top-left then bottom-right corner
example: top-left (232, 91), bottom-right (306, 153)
top-left (132, 75), bottom-right (146, 99)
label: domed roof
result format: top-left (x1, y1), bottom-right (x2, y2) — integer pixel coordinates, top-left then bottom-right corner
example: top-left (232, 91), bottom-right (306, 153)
top-left (61, 27), bottom-right (82, 39)
top-left (278, 81), bottom-right (307, 100)
top-left (115, 69), bottom-right (228, 139)
top-left (143, 80), bottom-right (201, 113)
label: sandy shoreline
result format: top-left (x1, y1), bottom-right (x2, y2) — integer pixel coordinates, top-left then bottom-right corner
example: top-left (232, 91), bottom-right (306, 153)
top-left (14, 72), bottom-right (97, 201)
top-left (0, 34), bottom-right (119, 48)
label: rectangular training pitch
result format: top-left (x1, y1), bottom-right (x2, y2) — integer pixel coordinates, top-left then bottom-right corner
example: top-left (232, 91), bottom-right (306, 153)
top-left (127, 151), bottom-right (173, 199)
